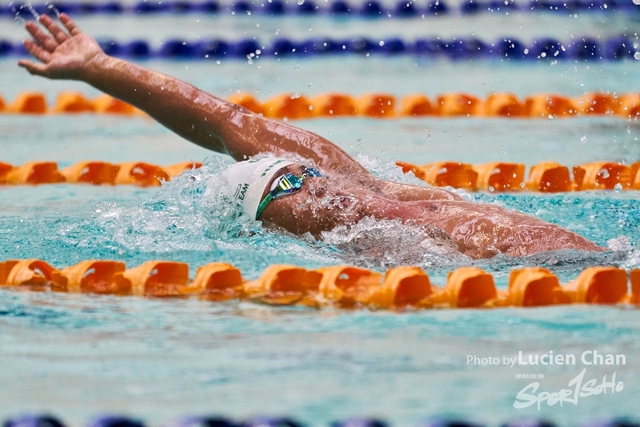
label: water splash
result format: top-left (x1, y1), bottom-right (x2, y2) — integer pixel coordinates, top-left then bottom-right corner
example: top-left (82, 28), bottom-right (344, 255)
top-left (60, 156), bottom-right (261, 254)
top-left (321, 216), bottom-right (470, 269)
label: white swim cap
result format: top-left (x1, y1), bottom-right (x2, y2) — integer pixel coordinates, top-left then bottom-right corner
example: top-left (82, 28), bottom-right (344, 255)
top-left (222, 157), bottom-right (294, 219)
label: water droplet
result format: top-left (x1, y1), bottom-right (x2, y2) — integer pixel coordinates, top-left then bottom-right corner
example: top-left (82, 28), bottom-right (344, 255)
top-left (634, 0), bottom-right (640, 5)
top-left (290, 93), bottom-right (300, 99)
top-left (618, 218), bottom-right (625, 227)
top-left (540, 52), bottom-right (547, 58)
top-left (379, 41), bottom-right (385, 47)
top-left (297, 0), bottom-right (305, 4)
top-left (634, 52), bottom-right (640, 60)
top-left (580, 135), bottom-right (587, 143)
top-left (614, 183), bottom-right (623, 192)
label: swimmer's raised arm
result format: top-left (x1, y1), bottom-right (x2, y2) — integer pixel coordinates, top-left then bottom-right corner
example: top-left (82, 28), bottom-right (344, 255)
top-left (18, 14), bottom-right (369, 176)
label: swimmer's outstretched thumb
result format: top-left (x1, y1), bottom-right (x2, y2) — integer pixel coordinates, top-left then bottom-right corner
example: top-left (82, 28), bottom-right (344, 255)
top-left (18, 59), bottom-right (47, 77)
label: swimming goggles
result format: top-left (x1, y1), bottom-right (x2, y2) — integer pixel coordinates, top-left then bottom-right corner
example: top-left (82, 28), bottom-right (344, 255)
top-left (256, 166), bottom-right (325, 219)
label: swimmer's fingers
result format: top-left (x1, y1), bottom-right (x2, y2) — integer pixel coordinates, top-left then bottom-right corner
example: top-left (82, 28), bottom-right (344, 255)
top-left (18, 59), bottom-right (48, 77)
top-left (22, 39), bottom-right (52, 63)
top-left (24, 21), bottom-right (58, 53)
top-left (38, 14), bottom-right (70, 44)
top-left (59, 14), bottom-right (82, 36)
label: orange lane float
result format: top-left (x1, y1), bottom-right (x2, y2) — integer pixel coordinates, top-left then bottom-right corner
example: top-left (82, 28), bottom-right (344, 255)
top-left (436, 93), bottom-right (484, 117)
top-left (244, 265), bottom-right (322, 306)
top-left (3, 161), bottom-right (65, 185)
top-left (629, 270), bottom-right (640, 304)
top-left (53, 92), bottom-right (95, 114)
top-left (355, 94), bottom-right (395, 118)
top-left (417, 162), bottom-right (478, 190)
top-left (400, 94), bottom-right (435, 117)
top-left (473, 162), bottom-right (525, 192)
top-left (0, 162), bottom-right (13, 184)
top-left (631, 162), bottom-right (640, 190)
top-left (0, 161), bottom-right (204, 187)
top-left (563, 267), bottom-right (629, 304)
top-left (311, 93), bottom-right (358, 117)
top-left (616, 93), bottom-right (640, 118)
top-left (422, 267), bottom-right (497, 308)
top-left (51, 260), bottom-right (130, 294)
top-left (115, 162), bottom-right (170, 187)
top-left (484, 93), bottom-right (526, 117)
top-left (5, 92), bottom-right (47, 114)
top-left (525, 162), bottom-right (574, 192)
top-left (575, 92), bottom-right (619, 115)
top-left (573, 162), bottom-right (631, 190)
top-left (1, 259), bottom-right (639, 309)
top-left (525, 94), bottom-right (579, 118)
top-left (262, 93), bottom-right (314, 120)
top-left (60, 161), bottom-right (120, 185)
top-left (0, 259), bottom-right (56, 287)
top-left (492, 268), bottom-right (570, 307)
top-left (371, 266), bottom-right (434, 309)
top-left (122, 260), bottom-right (190, 297)
top-left (317, 265), bottom-right (382, 308)
top-left (181, 263), bottom-right (245, 301)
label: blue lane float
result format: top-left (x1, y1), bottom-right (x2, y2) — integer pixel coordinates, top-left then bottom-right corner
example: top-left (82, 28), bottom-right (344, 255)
top-left (2, 35), bottom-right (638, 61)
top-left (171, 417), bottom-right (239, 427)
top-left (2, 0), bottom-right (638, 18)
top-left (86, 417), bottom-right (146, 427)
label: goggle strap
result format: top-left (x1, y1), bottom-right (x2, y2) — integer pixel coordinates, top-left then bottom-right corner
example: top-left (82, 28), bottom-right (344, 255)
top-left (255, 193), bottom-right (273, 219)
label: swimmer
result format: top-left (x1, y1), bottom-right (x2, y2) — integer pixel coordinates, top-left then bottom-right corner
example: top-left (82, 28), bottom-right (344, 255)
top-left (18, 14), bottom-right (603, 259)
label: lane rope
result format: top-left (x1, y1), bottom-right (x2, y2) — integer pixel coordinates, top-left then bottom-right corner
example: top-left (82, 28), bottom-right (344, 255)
top-left (3, 0), bottom-right (637, 18)
top-left (1, 259), bottom-right (638, 309)
top-left (1, 35), bottom-right (638, 60)
top-left (1, 91), bottom-right (639, 119)
top-left (0, 159), bottom-right (638, 192)
top-left (4, 416), bottom-right (633, 427)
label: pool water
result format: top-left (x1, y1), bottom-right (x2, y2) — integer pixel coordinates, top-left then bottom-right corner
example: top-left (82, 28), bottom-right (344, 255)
top-left (1, 6), bottom-right (640, 426)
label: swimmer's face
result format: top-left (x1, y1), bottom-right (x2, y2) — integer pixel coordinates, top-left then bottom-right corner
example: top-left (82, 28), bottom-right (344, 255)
top-left (259, 164), bottom-right (328, 204)
top-left (259, 164), bottom-right (354, 236)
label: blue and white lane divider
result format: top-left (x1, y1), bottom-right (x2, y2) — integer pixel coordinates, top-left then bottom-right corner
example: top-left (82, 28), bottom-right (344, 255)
top-left (2, 0), bottom-right (639, 18)
top-left (1, 35), bottom-right (637, 61)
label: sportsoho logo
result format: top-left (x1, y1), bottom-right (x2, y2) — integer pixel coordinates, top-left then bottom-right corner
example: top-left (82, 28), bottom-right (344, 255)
top-left (467, 351), bottom-right (627, 410)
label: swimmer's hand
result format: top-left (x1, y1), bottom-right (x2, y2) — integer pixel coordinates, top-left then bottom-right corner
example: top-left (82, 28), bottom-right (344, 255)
top-left (18, 14), bottom-right (103, 80)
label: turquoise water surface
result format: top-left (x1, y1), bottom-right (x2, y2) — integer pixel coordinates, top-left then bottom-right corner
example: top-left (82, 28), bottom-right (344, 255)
top-left (1, 6), bottom-right (640, 426)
